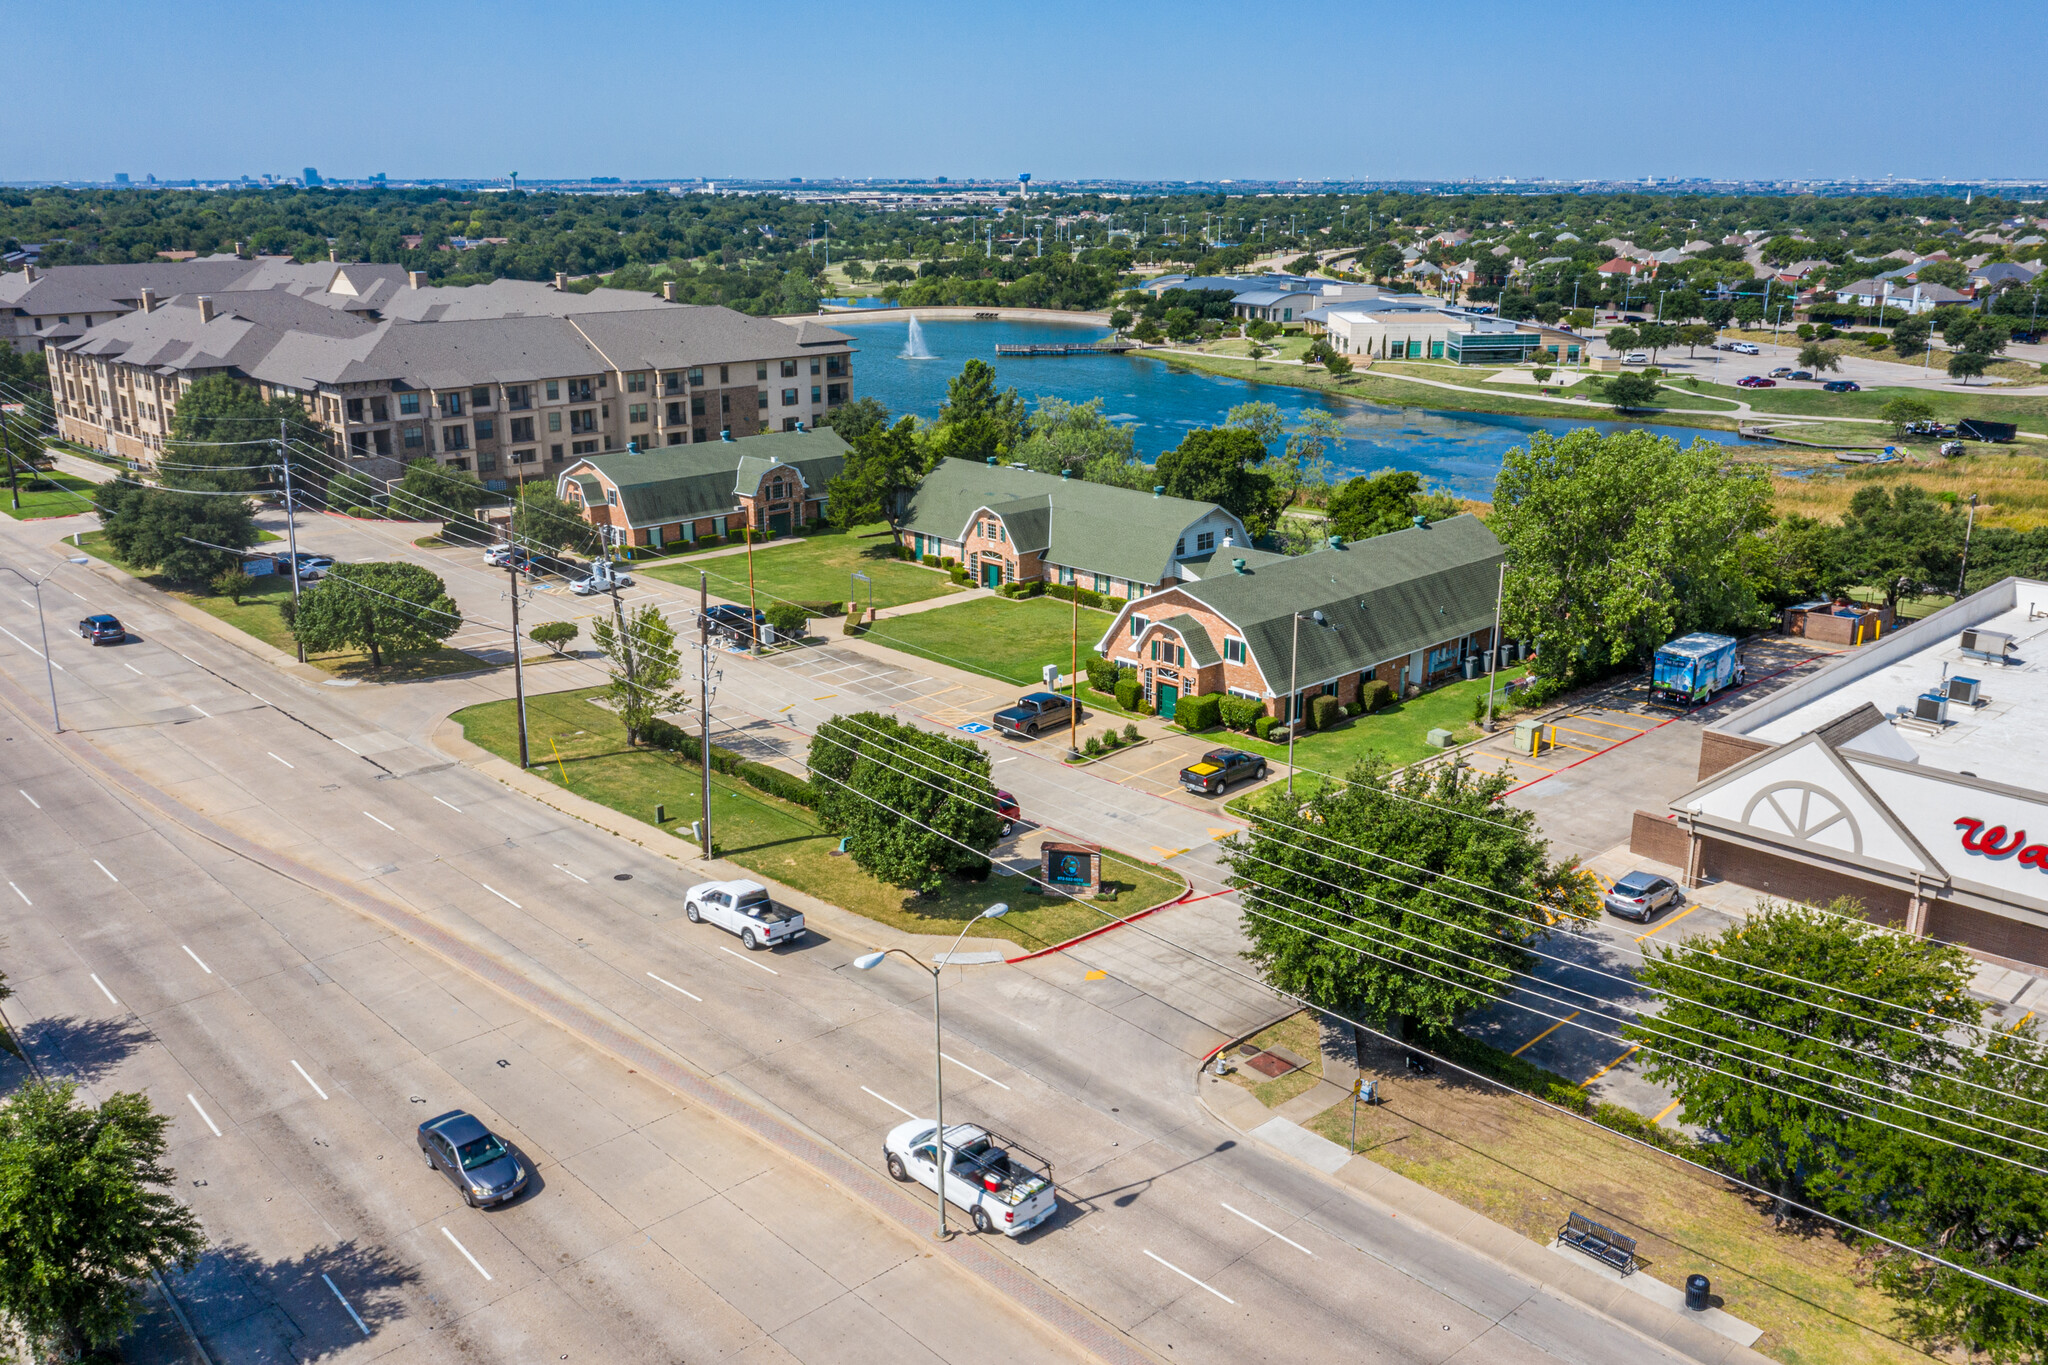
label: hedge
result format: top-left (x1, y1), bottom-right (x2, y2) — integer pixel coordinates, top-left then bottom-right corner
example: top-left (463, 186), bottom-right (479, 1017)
top-left (1309, 694), bottom-right (1342, 731)
top-left (921, 554), bottom-right (942, 567)
top-left (1253, 714), bottom-right (1278, 740)
top-left (1043, 581), bottom-right (1106, 610)
top-left (638, 717), bottom-right (817, 807)
top-left (1084, 655), bottom-right (1121, 694)
top-left (1219, 695), bottom-right (1263, 732)
top-left (1176, 692), bottom-right (1222, 732)
top-left (1115, 674), bottom-right (1143, 711)
top-left (1360, 679), bottom-right (1394, 713)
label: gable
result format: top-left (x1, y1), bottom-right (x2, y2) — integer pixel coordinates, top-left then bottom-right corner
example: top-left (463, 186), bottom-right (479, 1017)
top-left (1677, 735), bottom-right (1943, 877)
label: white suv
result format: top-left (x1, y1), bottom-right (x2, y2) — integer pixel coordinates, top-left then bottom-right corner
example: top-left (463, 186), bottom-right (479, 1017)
top-left (1731, 341), bottom-right (1760, 355)
top-left (684, 879), bottom-right (806, 950)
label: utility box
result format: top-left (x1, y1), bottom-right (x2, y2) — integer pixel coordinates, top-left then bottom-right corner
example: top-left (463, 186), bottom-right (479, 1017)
top-left (1514, 718), bottom-right (1545, 755)
top-left (1427, 727), bottom-right (1456, 748)
top-left (1915, 692), bottom-right (1949, 725)
top-left (1949, 676), bottom-right (1983, 707)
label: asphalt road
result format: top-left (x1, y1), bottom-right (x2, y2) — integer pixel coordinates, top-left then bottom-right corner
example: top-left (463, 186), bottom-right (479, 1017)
top-left (0, 515), bottom-right (1711, 1362)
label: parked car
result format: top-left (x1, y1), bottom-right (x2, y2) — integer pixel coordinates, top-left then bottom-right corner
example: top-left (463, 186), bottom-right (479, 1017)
top-left (1622, 351), bottom-right (1650, 365)
top-left (294, 555), bottom-right (336, 581)
top-left (1731, 341), bottom-right (1761, 355)
top-left (570, 568), bottom-right (634, 595)
top-left (1736, 375), bottom-right (1776, 388)
top-left (1179, 748), bottom-right (1268, 795)
top-left (684, 878), bottom-right (805, 950)
top-left (995, 789), bottom-right (1020, 834)
top-left (883, 1119), bottom-right (1057, 1237)
top-left (483, 544), bottom-right (516, 566)
top-left (1787, 370), bottom-right (1814, 382)
top-left (1768, 367), bottom-right (1794, 378)
top-left (1602, 870), bottom-right (1681, 922)
top-left (702, 604), bottom-right (766, 635)
top-left (993, 692), bottom-right (1075, 738)
top-left (76, 614), bottom-right (125, 645)
top-left (416, 1109), bottom-right (528, 1208)
top-left (1621, 314), bottom-right (1647, 324)
top-left (1821, 380), bottom-right (1861, 392)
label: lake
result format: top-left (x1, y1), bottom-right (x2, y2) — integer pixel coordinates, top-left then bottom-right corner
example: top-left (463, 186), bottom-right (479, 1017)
top-left (829, 314), bottom-right (1762, 500)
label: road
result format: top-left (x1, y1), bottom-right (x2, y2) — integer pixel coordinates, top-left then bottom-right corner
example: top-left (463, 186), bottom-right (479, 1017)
top-left (0, 513), bottom-right (1717, 1362)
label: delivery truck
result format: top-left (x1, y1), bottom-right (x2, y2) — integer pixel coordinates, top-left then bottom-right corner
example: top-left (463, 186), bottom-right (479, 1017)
top-left (1651, 633), bottom-right (1743, 706)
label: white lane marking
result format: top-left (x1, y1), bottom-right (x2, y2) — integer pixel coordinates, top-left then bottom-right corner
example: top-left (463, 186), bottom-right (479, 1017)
top-left (190, 704), bottom-right (209, 718)
top-left (939, 1052), bottom-right (1012, 1090)
top-left (647, 972), bottom-right (702, 1002)
top-left (480, 883), bottom-right (520, 907)
top-left (182, 944), bottom-right (213, 975)
top-left (862, 1085), bottom-right (917, 1119)
top-left (186, 1093), bottom-right (223, 1137)
top-left (8, 882), bottom-right (27, 906)
top-left (247, 692), bottom-right (270, 705)
top-left (291, 1060), bottom-right (329, 1100)
top-left (14, 597), bottom-right (28, 609)
top-left (19, 789), bottom-right (39, 809)
top-left (1221, 1202), bottom-right (1315, 1256)
top-left (179, 652), bottom-right (200, 665)
top-left (124, 662), bottom-right (143, 675)
top-left (718, 944), bottom-right (780, 975)
top-left (91, 973), bottom-right (118, 1005)
top-left (94, 859), bottom-right (117, 882)
top-left (553, 863), bottom-right (587, 883)
top-left (362, 811), bottom-right (395, 831)
top-left (994, 756), bottom-right (1018, 763)
top-left (323, 1273), bottom-right (369, 1336)
top-left (441, 1227), bottom-right (492, 1280)
top-left (0, 624), bottom-right (57, 666)
top-left (433, 796), bottom-right (462, 812)
top-left (1144, 1248), bottom-right (1236, 1303)
top-left (268, 752), bottom-right (295, 768)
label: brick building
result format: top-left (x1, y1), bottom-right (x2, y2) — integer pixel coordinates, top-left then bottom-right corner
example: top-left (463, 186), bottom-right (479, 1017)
top-left (558, 428), bottom-right (849, 550)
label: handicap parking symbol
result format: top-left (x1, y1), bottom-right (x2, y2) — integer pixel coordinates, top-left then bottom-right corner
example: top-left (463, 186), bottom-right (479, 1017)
top-left (957, 722), bottom-right (992, 734)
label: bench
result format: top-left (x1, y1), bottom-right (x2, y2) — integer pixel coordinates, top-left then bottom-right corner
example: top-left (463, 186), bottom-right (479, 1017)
top-left (1558, 1210), bottom-right (1637, 1274)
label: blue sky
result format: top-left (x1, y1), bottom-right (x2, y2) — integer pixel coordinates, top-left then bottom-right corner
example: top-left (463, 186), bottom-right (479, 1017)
top-left (12, 0), bottom-right (2045, 183)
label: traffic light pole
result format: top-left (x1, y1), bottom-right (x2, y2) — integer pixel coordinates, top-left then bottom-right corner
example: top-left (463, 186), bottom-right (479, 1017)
top-left (508, 563), bottom-right (530, 769)
top-left (698, 569), bottom-right (713, 858)
top-left (278, 421), bottom-right (304, 662)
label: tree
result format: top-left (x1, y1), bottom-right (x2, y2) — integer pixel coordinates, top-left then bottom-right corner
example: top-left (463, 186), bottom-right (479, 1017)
top-left (808, 711), bottom-right (1004, 892)
top-left (591, 602), bottom-right (682, 745)
top-left (160, 373), bottom-right (319, 493)
top-left (1948, 350), bottom-right (1990, 384)
top-left (1155, 427), bottom-right (1277, 534)
top-left (1889, 313), bottom-right (1932, 355)
top-left (1878, 394), bottom-right (1935, 438)
top-left (529, 620), bottom-right (578, 655)
top-left (289, 561), bottom-right (461, 667)
top-left (511, 485), bottom-right (601, 556)
top-left (1635, 321), bottom-right (1679, 362)
top-left (1226, 758), bottom-right (1590, 1041)
top-left (923, 359), bottom-right (1024, 464)
top-left (1915, 260), bottom-right (1969, 290)
top-left (1223, 401), bottom-right (1287, 453)
top-left (389, 458), bottom-right (494, 548)
top-left (0, 1080), bottom-right (205, 1355)
top-left (1279, 410), bottom-right (1343, 507)
top-left (1604, 373), bottom-right (1661, 410)
top-left (1493, 429), bottom-right (1774, 688)
top-left (1626, 900), bottom-right (1980, 1210)
top-left (1107, 308), bottom-right (1133, 333)
top-left (1285, 254), bottom-right (1320, 275)
top-left (1326, 469), bottom-right (1438, 540)
top-left (1681, 323), bottom-right (1718, 356)
top-left (1604, 325), bottom-right (1640, 357)
top-left (827, 414), bottom-right (928, 527)
top-left (818, 395), bottom-right (891, 447)
top-left (210, 567), bottom-right (254, 603)
top-left (323, 467), bottom-right (381, 512)
top-left (1796, 342), bottom-right (1842, 375)
top-left (1836, 484), bottom-right (1962, 606)
top-left (98, 483), bottom-right (258, 582)
top-left (1012, 397), bottom-right (1141, 484)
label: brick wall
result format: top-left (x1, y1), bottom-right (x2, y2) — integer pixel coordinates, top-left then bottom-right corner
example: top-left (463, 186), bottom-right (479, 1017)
top-left (1630, 810), bottom-right (1692, 867)
top-left (1924, 900), bottom-right (2048, 971)
top-left (1697, 730), bottom-right (1773, 782)
top-left (1699, 838), bottom-right (1911, 926)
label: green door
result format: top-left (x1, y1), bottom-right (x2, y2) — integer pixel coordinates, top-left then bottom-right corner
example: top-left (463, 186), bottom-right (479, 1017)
top-left (1156, 683), bottom-right (1178, 719)
top-left (769, 510), bottom-right (792, 537)
top-left (982, 562), bottom-right (1002, 588)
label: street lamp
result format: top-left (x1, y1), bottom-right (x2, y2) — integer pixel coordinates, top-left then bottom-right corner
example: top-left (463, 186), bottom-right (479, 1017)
top-left (853, 900), bottom-right (1011, 1240)
top-left (1286, 609), bottom-right (1335, 797)
top-left (0, 557), bottom-right (91, 733)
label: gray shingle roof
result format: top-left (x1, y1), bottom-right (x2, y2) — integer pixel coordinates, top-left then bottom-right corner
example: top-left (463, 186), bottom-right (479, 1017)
top-left (561, 429), bottom-right (849, 529)
top-left (896, 458), bottom-right (1245, 587)
top-left (1156, 613), bottom-right (1221, 667)
top-left (572, 307), bottom-right (852, 372)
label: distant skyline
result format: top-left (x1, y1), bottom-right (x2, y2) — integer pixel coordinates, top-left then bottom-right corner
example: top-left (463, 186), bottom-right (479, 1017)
top-left (12, 0), bottom-right (2046, 186)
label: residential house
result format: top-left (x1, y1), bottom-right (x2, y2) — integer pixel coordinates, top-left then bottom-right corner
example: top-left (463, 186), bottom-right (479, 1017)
top-left (892, 457), bottom-right (1248, 598)
top-left (1094, 514), bottom-right (1504, 721)
top-left (558, 427), bottom-right (849, 550)
top-left (1830, 278), bottom-right (1971, 314)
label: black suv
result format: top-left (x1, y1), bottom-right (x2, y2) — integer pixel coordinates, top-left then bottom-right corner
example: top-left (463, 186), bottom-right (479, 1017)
top-left (993, 692), bottom-right (1075, 737)
top-left (1180, 748), bottom-right (1267, 795)
top-left (77, 614), bottom-right (125, 645)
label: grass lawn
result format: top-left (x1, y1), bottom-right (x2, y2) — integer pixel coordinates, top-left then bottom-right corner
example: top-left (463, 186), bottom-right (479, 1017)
top-left (1226, 673), bottom-right (1514, 777)
top-left (455, 687), bottom-right (1184, 950)
top-left (1223, 1010), bottom-right (1327, 1109)
top-left (1693, 375), bottom-right (2048, 427)
top-left (2, 469), bottom-right (104, 520)
top-left (639, 523), bottom-right (964, 611)
top-left (862, 594), bottom-right (1118, 687)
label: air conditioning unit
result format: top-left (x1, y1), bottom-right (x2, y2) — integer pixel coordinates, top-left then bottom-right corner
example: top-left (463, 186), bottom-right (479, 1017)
top-left (1960, 628), bottom-right (2016, 661)
top-left (1948, 675), bottom-right (1983, 707)
top-left (1915, 692), bottom-right (1949, 724)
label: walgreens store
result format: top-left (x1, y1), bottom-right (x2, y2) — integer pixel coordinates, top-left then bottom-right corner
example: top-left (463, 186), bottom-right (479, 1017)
top-left (1642, 577), bottom-right (2048, 971)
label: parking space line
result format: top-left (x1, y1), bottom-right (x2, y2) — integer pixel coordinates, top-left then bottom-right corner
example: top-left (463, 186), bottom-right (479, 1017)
top-left (1580, 1044), bottom-right (1640, 1088)
top-left (291, 1060), bottom-right (330, 1100)
top-left (362, 811), bottom-right (395, 831)
top-left (7, 882), bottom-right (27, 906)
top-left (1651, 1098), bottom-right (1683, 1125)
top-left (323, 1273), bottom-right (370, 1336)
top-left (939, 1052), bottom-right (1011, 1090)
top-left (91, 973), bottom-right (118, 1005)
top-left (19, 790), bottom-right (38, 809)
top-left (433, 796), bottom-right (462, 812)
top-left (1510, 1011), bottom-right (1578, 1057)
top-left (440, 1227), bottom-right (492, 1281)
top-left (182, 945), bottom-right (213, 974)
top-left (124, 662), bottom-right (143, 675)
top-left (1551, 725), bottom-right (1621, 743)
top-left (1635, 905), bottom-right (1699, 942)
top-left (268, 752), bottom-right (295, 768)
top-left (718, 945), bottom-right (780, 975)
top-left (647, 971), bottom-right (702, 1002)
top-left (1144, 1248), bottom-right (1236, 1303)
top-left (94, 859), bottom-right (117, 881)
top-left (186, 1093), bottom-right (223, 1136)
top-left (862, 1084), bottom-right (917, 1119)
top-left (480, 883), bottom-right (521, 907)
top-left (1221, 1202), bottom-right (1314, 1256)
top-left (190, 704), bottom-right (209, 718)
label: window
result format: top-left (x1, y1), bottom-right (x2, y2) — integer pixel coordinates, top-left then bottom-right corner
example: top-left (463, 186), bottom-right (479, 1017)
top-left (442, 424), bottom-right (469, 450)
top-left (510, 416), bottom-right (534, 442)
top-left (687, 367), bottom-right (704, 387)
top-left (628, 403), bottom-right (648, 424)
top-left (506, 385), bottom-right (530, 410)
top-left (691, 395), bottom-right (706, 417)
top-left (663, 372), bottom-right (682, 394)
top-left (345, 397), bottom-right (364, 422)
top-left (625, 372), bottom-right (647, 392)
top-left (827, 383), bottom-right (846, 405)
top-left (546, 380), bottom-right (560, 401)
top-left (811, 386), bottom-right (821, 404)
top-left (1197, 531), bottom-right (1215, 553)
top-left (781, 388), bottom-right (798, 406)
top-left (474, 387), bottom-right (496, 409)
top-left (474, 417), bottom-right (494, 441)
top-left (402, 425), bottom-right (423, 448)
top-left (398, 392), bottom-right (420, 415)
top-left (780, 359), bottom-right (798, 378)
top-left (719, 393), bottom-right (730, 414)
top-left (809, 358), bottom-right (821, 375)
top-left (757, 391), bottom-right (768, 409)
top-left (513, 448), bottom-right (535, 465)
top-left (1175, 538), bottom-right (1185, 556)
top-left (719, 365), bottom-right (729, 384)
top-left (550, 443), bottom-right (564, 461)
top-left (1130, 614), bottom-right (1148, 639)
top-left (476, 452), bottom-right (496, 471)
top-left (666, 401), bottom-right (684, 424)
top-left (441, 392), bottom-right (463, 416)
top-left (572, 439), bottom-right (599, 455)
top-left (548, 411), bottom-right (562, 432)
top-left (756, 362), bottom-right (768, 381)
top-left (374, 429), bottom-right (391, 455)
top-left (570, 409), bottom-right (595, 434)
top-left (567, 378), bottom-right (593, 403)
top-left (1224, 637), bottom-right (1246, 663)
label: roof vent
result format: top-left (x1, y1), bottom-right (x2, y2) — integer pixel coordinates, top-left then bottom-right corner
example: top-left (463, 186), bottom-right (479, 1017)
top-left (407, 270), bottom-right (426, 289)
top-left (721, 430), bottom-right (733, 442)
top-left (1152, 485), bottom-right (1164, 497)
top-left (1327, 534), bottom-right (1344, 549)
top-left (1232, 557), bottom-right (1248, 574)
top-left (196, 295), bottom-right (216, 323)
top-left (987, 456), bottom-right (999, 466)
top-left (1060, 469), bottom-right (1070, 479)
top-left (1412, 513), bottom-right (1428, 528)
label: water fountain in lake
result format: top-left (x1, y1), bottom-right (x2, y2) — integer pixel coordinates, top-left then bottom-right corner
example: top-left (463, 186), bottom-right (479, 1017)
top-left (900, 315), bottom-right (936, 359)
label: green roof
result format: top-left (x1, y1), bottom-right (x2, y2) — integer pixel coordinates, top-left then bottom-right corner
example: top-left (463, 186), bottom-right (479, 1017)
top-left (564, 428), bottom-right (848, 529)
top-left (1116, 515), bottom-right (1503, 688)
top-left (897, 458), bottom-right (1245, 587)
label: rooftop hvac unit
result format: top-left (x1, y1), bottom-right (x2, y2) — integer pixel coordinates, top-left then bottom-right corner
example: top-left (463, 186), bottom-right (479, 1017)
top-left (1915, 692), bottom-right (1949, 725)
top-left (1960, 628), bottom-right (2016, 662)
top-left (1948, 675), bottom-right (1983, 707)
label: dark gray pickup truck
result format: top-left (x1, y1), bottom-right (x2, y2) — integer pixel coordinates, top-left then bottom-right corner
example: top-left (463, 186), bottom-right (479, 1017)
top-left (993, 692), bottom-right (1076, 737)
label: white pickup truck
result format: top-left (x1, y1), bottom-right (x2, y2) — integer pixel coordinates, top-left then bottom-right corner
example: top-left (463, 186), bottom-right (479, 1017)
top-left (883, 1119), bottom-right (1057, 1237)
top-left (683, 879), bottom-right (806, 950)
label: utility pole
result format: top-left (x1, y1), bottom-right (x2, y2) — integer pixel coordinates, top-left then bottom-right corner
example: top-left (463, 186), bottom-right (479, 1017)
top-left (1482, 559), bottom-right (1506, 731)
top-left (605, 538), bottom-right (637, 719)
top-left (508, 562), bottom-right (530, 767)
top-left (2, 404), bottom-right (17, 512)
top-left (698, 570), bottom-right (713, 857)
top-left (1068, 583), bottom-right (1080, 757)
top-left (1958, 493), bottom-right (1980, 598)
top-left (278, 419), bottom-right (305, 661)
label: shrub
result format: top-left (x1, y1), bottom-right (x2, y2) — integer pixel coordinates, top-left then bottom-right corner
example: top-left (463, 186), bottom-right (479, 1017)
top-left (1114, 674), bottom-right (1143, 711)
top-left (1085, 655), bottom-right (1120, 694)
top-left (1253, 714), bottom-right (1278, 741)
top-left (922, 554), bottom-right (941, 567)
top-left (529, 620), bottom-right (579, 654)
top-left (1176, 692), bottom-right (1223, 732)
top-left (795, 599), bottom-right (844, 618)
top-left (1100, 728), bottom-right (1121, 750)
top-left (211, 567), bottom-right (255, 604)
top-left (1219, 695), bottom-right (1263, 732)
top-left (1309, 694), bottom-right (1342, 731)
top-left (941, 556), bottom-right (957, 569)
top-left (349, 505), bottom-right (381, 519)
top-left (765, 602), bottom-right (808, 638)
top-left (1360, 679), bottom-right (1395, 713)
top-left (842, 605), bottom-right (865, 635)
top-left (949, 566), bottom-right (970, 584)
top-left (1123, 722), bottom-right (1140, 744)
top-left (737, 759), bottom-right (815, 806)
top-left (1044, 581), bottom-right (1106, 609)
top-left (1084, 735), bottom-right (1102, 756)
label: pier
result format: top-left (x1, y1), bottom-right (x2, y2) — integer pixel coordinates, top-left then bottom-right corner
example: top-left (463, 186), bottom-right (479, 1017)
top-left (993, 340), bottom-right (1136, 357)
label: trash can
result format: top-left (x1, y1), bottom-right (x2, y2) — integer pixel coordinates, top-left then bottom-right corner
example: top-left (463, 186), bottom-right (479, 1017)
top-left (1462, 657), bottom-right (1479, 680)
top-left (1685, 1274), bottom-right (1710, 1311)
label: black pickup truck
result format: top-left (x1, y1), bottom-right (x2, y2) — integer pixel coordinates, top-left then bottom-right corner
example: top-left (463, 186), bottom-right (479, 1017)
top-left (1179, 748), bottom-right (1267, 795)
top-left (993, 692), bottom-right (1076, 738)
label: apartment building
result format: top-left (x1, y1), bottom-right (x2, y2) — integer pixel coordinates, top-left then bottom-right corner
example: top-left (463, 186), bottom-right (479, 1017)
top-left (44, 266), bottom-right (856, 489)
top-left (1, 255), bottom-right (387, 354)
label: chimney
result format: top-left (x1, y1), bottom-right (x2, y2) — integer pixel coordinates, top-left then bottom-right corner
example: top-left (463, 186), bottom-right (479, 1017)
top-left (1152, 485), bottom-right (1164, 497)
top-left (196, 295), bottom-right (216, 323)
top-left (661, 280), bottom-right (677, 302)
top-left (137, 288), bottom-right (156, 314)
top-left (407, 270), bottom-right (426, 289)
top-left (1232, 558), bottom-right (1248, 574)
top-left (329, 248), bottom-right (338, 262)
top-left (22, 264), bottom-right (37, 282)
top-left (234, 239), bottom-right (245, 256)
top-left (553, 271), bottom-right (568, 290)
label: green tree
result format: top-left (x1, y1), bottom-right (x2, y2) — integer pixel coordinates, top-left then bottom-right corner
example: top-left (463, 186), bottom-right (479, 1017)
top-left (827, 414), bottom-right (928, 528)
top-left (1878, 394), bottom-right (1935, 438)
top-left (511, 485), bottom-right (601, 556)
top-left (1836, 484), bottom-right (1962, 606)
top-left (529, 619), bottom-right (578, 655)
top-left (323, 468), bottom-right (381, 512)
top-left (1796, 342), bottom-right (1842, 375)
top-left (99, 484), bottom-right (258, 582)
top-left (1948, 350), bottom-right (1991, 384)
top-left (0, 1080), bottom-right (206, 1355)
top-left (1326, 469), bottom-right (1443, 540)
top-left (1605, 324), bottom-right (1640, 356)
top-left (1680, 323), bottom-right (1718, 356)
top-left (1626, 900), bottom-right (1980, 1210)
top-left (1889, 313), bottom-right (1932, 355)
top-left (160, 373), bottom-right (318, 492)
top-left (1223, 401), bottom-right (1287, 453)
top-left (1635, 321), bottom-right (1679, 362)
top-left (210, 567), bottom-right (254, 603)
top-left (389, 457), bottom-right (495, 547)
top-left (923, 359), bottom-right (1025, 463)
top-left (808, 711), bottom-right (1004, 892)
top-left (1604, 373), bottom-right (1661, 410)
top-left (289, 561), bottom-right (461, 667)
top-left (1155, 427), bottom-right (1276, 534)
top-left (590, 602), bottom-right (682, 745)
top-left (1107, 308), bottom-right (1133, 333)
top-left (1493, 429), bottom-right (1774, 687)
top-left (1915, 260), bottom-right (1969, 290)
top-left (1012, 397), bottom-right (1141, 483)
top-left (1225, 758), bottom-right (1589, 1041)
top-left (1279, 410), bottom-right (1343, 507)
top-left (818, 394), bottom-right (891, 447)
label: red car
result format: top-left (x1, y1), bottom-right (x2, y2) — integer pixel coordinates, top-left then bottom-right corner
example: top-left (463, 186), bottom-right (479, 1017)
top-left (995, 789), bottom-right (1020, 833)
top-left (1736, 375), bottom-right (1776, 388)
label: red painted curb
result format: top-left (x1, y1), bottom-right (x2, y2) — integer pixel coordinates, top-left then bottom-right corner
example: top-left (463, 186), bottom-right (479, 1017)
top-left (1003, 883), bottom-right (1196, 963)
